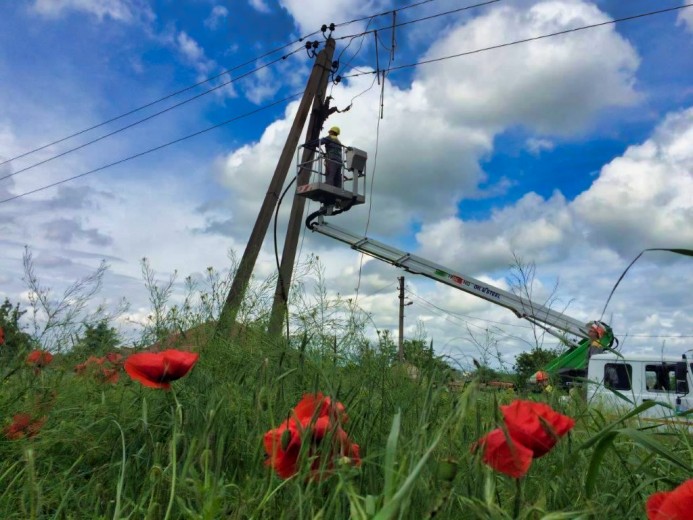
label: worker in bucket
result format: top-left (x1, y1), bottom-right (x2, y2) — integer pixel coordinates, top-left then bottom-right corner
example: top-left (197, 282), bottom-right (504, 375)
top-left (320, 126), bottom-right (343, 188)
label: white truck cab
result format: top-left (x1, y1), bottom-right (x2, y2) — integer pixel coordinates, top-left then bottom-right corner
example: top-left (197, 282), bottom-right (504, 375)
top-left (586, 353), bottom-right (693, 424)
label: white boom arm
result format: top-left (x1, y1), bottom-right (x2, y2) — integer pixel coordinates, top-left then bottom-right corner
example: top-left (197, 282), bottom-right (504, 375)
top-left (309, 216), bottom-right (592, 343)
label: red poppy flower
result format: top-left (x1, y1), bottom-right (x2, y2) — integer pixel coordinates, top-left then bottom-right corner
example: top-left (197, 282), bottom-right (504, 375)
top-left (264, 419), bottom-right (302, 479)
top-left (100, 367), bottom-right (120, 384)
top-left (0, 327), bottom-right (5, 345)
top-left (74, 356), bottom-right (105, 375)
top-left (263, 393), bottom-right (360, 479)
top-left (500, 400), bottom-right (575, 458)
top-left (293, 392), bottom-right (348, 425)
top-left (647, 479), bottom-right (693, 520)
top-left (105, 352), bottom-right (123, 365)
top-left (124, 349), bottom-right (199, 389)
top-left (26, 350), bottom-right (54, 368)
top-left (473, 428), bottom-right (533, 478)
top-left (3, 413), bottom-right (46, 440)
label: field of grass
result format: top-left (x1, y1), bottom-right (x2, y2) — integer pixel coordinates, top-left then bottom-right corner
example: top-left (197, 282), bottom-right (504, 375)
top-left (2, 319), bottom-right (692, 520)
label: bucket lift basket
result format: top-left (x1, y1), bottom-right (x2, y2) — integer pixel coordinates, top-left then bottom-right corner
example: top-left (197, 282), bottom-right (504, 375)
top-left (295, 143), bottom-right (367, 207)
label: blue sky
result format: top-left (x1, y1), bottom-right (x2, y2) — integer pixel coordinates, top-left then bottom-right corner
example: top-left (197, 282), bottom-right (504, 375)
top-left (0, 0), bottom-right (692, 365)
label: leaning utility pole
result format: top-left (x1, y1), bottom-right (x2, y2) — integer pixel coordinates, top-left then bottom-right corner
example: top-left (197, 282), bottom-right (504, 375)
top-left (398, 275), bottom-right (405, 362)
top-left (215, 39), bottom-right (336, 341)
top-left (267, 41), bottom-right (336, 337)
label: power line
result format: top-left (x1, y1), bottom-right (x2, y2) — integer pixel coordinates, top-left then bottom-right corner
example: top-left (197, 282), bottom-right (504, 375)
top-left (1, 0), bottom-right (496, 181)
top-left (405, 288), bottom-right (533, 330)
top-left (406, 288), bottom-right (693, 343)
top-left (0, 92), bottom-right (301, 204)
top-left (0, 41), bottom-right (319, 169)
top-left (342, 3), bottom-right (693, 79)
top-left (6, 2), bottom-right (687, 202)
top-left (0, 46), bottom-right (305, 183)
top-left (334, 0), bottom-right (439, 28)
top-left (405, 289), bottom-right (544, 350)
top-left (335, 0), bottom-right (502, 43)
top-left (0, 0), bottom-right (450, 168)
top-left (354, 22), bottom-right (394, 300)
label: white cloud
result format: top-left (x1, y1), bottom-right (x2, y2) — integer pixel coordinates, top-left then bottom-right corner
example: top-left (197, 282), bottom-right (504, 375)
top-left (416, 191), bottom-right (575, 274)
top-left (526, 137), bottom-right (555, 155)
top-left (177, 31), bottom-right (212, 74)
top-left (416, 0), bottom-right (640, 134)
top-left (32, 0), bottom-right (154, 23)
top-left (5, 0), bottom-right (692, 364)
top-left (573, 106), bottom-right (693, 255)
top-left (278, 0), bottom-right (390, 35)
top-left (679, 2), bottom-right (693, 32)
top-left (219, 1), bottom-right (641, 239)
top-left (241, 65), bottom-right (282, 105)
top-left (205, 5), bottom-right (229, 29)
top-left (249, 0), bottom-right (271, 14)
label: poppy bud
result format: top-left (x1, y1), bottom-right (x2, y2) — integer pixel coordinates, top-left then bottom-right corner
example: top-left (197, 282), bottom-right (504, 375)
top-left (281, 429), bottom-right (292, 451)
top-left (200, 449), bottom-right (212, 468)
top-left (258, 388), bottom-right (268, 411)
top-left (435, 459), bottom-right (458, 482)
top-left (149, 465), bottom-right (163, 482)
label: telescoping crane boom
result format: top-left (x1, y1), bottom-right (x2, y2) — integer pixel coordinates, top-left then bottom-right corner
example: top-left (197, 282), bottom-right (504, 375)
top-left (294, 141), bottom-right (615, 380)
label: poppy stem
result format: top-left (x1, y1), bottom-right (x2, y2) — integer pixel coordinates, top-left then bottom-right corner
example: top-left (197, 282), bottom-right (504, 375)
top-left (513, 477), bottom-right (523, 519)
top-left (163, 397), bottom-right (181, 520)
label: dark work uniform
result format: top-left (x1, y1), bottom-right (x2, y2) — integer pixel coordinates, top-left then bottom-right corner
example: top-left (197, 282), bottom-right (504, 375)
top-left (320, 134), bottom-right (343, 188)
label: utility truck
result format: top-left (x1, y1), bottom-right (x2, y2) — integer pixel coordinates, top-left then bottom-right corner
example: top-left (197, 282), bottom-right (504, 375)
top-left (295, 142), bottom-right (692, 424)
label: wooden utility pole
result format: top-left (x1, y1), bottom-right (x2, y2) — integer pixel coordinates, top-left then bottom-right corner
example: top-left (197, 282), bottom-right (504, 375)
top-left (215, 39), bottom-right (335, 341)
top-left (268, 40), bottom-right (336, 337)
top-left (398, 275), bottom-right (405, 362)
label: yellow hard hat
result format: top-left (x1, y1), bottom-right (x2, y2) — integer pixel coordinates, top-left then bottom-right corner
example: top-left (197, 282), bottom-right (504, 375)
top-left (329, 126), bottom-right (340, 135)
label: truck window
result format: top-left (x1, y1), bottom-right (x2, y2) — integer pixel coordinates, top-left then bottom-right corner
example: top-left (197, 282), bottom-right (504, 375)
top-left (604, 363), bottom-right (632, 391)
top-left (645, 364), bottom-right (688, 393)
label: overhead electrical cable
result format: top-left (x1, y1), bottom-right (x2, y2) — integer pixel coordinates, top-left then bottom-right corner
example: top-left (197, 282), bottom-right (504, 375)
top-left (405, 290), bottom-right (538, 348)
top-left (0, 41), bottom-right (321, 168)
top-left (354, 23), bottom-right (394, 300)
top-left (342, 3), bottom-right (693, 79)
top-left (0, 46), bottom-right (305, 182)
top-left (405, 289), bottom-right (533, 330)
top-left (8, 2), bottom-right (685, 202)
top-left (0, 92), bottom-right (302, 205)
top-left (1, 0), bottom-right (452, 167)
top-left (334, 0), bottom-right (439, 28)
top-left (335, 0), bottom-right (502, 42)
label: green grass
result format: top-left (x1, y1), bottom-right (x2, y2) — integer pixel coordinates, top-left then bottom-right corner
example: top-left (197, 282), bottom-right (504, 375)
top-left (1, 329), bottom-right (691, 519)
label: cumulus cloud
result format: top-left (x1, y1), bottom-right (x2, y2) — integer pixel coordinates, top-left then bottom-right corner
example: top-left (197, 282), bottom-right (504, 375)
top-left (7, 0), bottom-right (691, 362)
top-left (416, 191), bottom-right (575, 274)
top-left (416, 0), bottom-right (640, 134)
top-left (573, 106), bottom-right (693, 255)
top-left (32, 0), bottom-right (154, 23)
top-left (218, 0), bottom-right (641, 240)
top-left (416, 105), bottom-right (693, 270)
top-left (205, 5), bottom-right (229, 29)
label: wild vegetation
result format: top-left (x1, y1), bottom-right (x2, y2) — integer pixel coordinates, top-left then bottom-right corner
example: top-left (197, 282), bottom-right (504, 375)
top-left (0, 253), bottom-right (691, 519)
